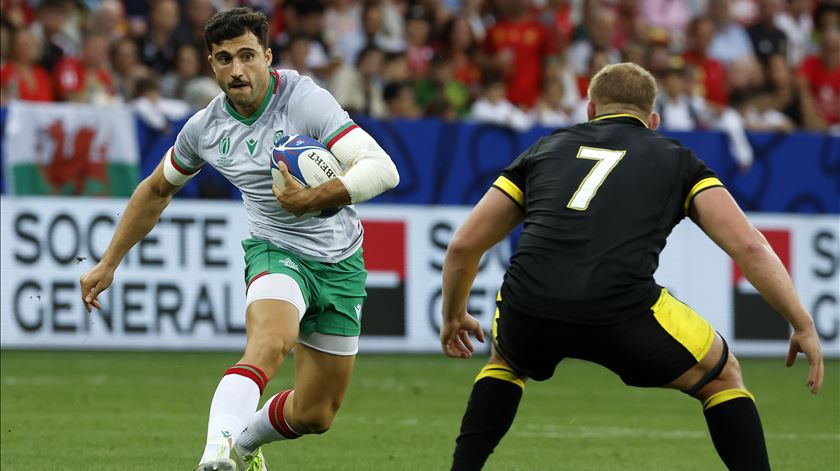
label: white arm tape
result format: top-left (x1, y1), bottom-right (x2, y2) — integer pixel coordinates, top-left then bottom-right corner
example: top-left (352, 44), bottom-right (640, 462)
top-left (331, 127), bottom-right (400, 204)
top-left (162, 147), bottom-right (200, 186)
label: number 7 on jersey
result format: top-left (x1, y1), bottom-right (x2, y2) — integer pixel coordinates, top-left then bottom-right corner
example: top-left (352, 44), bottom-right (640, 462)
top-left (567, 146), bottom-right (626, 210)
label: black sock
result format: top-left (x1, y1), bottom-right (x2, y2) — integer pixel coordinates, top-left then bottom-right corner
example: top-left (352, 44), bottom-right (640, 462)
top-left (451, 369), bottom-right (524, 471)
top-left (703, 391), bottom-right (769, 470)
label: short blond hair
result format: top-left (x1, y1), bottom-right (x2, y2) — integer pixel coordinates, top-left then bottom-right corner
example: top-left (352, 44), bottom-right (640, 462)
top-left (587, 63), bottom-right (658, 115)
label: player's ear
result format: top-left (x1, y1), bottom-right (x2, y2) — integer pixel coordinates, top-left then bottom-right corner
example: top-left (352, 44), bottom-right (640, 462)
top-left (264, 46), bottom-right (272, 65)
top-left (586, 101), bottom-right (596, 120)
top-left (648, 111), bottom-right (660, 130)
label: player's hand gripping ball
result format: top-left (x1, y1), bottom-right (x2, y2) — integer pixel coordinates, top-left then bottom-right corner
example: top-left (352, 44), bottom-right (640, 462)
top-left (271, 134), bottom-right (343, 217)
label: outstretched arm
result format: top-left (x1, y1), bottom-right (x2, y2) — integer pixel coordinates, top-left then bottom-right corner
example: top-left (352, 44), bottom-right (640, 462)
top-left (690, 187), bottom-right (824, 393)
top-left (79, 155), bottom-right (181, 311)
top-left (441, 188), bottom-right (524, 358)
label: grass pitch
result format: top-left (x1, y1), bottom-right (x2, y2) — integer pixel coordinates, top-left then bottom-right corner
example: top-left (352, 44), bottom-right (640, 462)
top-left (1, 351), bottom-right (837, 470)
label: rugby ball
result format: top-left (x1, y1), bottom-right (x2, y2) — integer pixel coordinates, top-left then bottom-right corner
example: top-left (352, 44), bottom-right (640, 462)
top-left (271, 134), bottom-right (342, 217)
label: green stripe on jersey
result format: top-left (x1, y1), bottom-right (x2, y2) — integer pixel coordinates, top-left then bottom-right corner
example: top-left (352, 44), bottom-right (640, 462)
top-left (323, 122), bottom-right (355, 146)
top-left (224, 72), bottom-right (276, 126)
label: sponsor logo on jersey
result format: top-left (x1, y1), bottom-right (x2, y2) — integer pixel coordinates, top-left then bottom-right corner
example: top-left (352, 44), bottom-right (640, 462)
top-left (279, 257), bottom-right (300, 272)
top-left (246, 138), bottom-right (258, 157)
top-left (273, 130), bottom-right (285, 146)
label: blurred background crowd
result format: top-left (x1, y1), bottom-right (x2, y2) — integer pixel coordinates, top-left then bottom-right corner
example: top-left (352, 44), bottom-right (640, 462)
top-left (1, 0), bottom-right (839, 134)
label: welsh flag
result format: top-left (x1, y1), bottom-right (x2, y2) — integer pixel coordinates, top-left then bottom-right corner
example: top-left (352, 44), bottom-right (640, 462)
top-left (3, 101), bottom-right (139, 196)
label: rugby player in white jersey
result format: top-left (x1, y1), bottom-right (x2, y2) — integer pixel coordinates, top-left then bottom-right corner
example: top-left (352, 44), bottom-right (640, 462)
top-left (79, 7), bottom-right (399, 471)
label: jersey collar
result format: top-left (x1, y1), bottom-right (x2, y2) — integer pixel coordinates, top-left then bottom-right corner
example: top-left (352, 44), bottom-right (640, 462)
top-left (589, 113), bottom-right (649, 128)
top-left (224, 68), bottom-right (279, 126)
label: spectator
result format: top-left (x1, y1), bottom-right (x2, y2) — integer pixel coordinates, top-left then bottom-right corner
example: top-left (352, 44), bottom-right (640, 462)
top-left (276, 34), bottom-right (327, 85)
top-left (656, 58), bottom-right (710, 131)
top-left (658, 57), bottom-right (755, 168)
top-left (481, 0), bottom-right (560, 108)
top-left (324, 0), bottom-right (364, 65)
top-left (1, 0), bottom-right (34, 29)
top-left (360, 0), bottom-right (405, 53)
top-left (469, 73), bottom-right (533, 131)
top-left (733, 86), bottom-right (796, 132)
top-left (328, 45), bottom-right (388, 118)
top-left (86, 0), bottom-right (127, 41)
top-left (799, 29), bottom-right (840, 126)
top-left (173, 0), bottom-right (217, 75)
top-left (532, 76), bottom-right (575, 128)
top-left (111, 36), bottom-right (152, 100)
top-left (30, 0), bottom-right (78, 72)
top-left (683, 16), bottom-right (729, 106)
top-left (707, 0), bottom-right (756, 64)
top-left (383, 81), bottom-right (422, 118)
top-left (775, 0), bottom-right (815, 66)
top-left (621, 38), bottom-right (648, 66)
top-left (440, 16), bottom-right (481, 90)
top-left (131, 76), bottom-right (192, 132)
top-left (613, 0), bottom-right (649, 50)
top-left (382, 51), bottom-right (410, 83)
top-left (728, 54), bottom-right (766, 99)
top-left (813, 2), bottom-right (840, 38)
top-left (765, 53), bottom-right (826, 130)
top-left (0, 28), bottom-right (55, 104)
top-left (135, 0), bottom-right (180, 74)
top-left (576, 48), bottom-right (610, 97)
top-left (639, 0), bottom-right (692, 48)
top-left (415, 53), bottom-right (471, 118)
top-left (54, 32), bottom-right (118, 104)
top-left (160, 43), bottom-right (209, 101)
top-left (273, 1), bottom-right (333, 79)
top-left (748, 0), bottom-right (789, 64)
top-left (539, 0), bottom-right (574, 50)
top-left (460, 0), bottom-right (488, 43)
top-left (567, 7), bottom-right (620, 76)
top-left (0, 19), bottom-right (12, 64)
top-left (405, 6), bottom-right (435, 76)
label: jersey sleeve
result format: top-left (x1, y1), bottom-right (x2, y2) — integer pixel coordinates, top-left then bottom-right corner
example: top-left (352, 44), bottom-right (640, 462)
top-left (288, 76), bottom-right (358, 149)
top-left (492, 144), bottom-right (534, 209)
top-left (166, 111), bottom-right (206, 184)
top-left (682, 149), bottom-right (724, 215)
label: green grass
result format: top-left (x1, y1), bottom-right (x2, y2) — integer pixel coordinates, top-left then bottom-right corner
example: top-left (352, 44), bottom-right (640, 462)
top-left (1, 352), bottom-right (837, 470)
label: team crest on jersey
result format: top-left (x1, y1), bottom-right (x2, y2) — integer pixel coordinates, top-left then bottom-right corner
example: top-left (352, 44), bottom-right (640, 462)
top-left (217, 136), bottom-right (233, 166)
top-left (273, 130), bottom-right (284, 146)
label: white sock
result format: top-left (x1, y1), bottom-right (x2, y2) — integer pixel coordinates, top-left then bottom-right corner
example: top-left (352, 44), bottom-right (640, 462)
top-left (199, 374), bottom-right (262, 463)
top-left (236, 390), bottom-right (300, 454)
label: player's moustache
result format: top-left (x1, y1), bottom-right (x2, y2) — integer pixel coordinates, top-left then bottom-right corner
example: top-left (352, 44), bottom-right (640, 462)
top-left (229, 79), bottom-right (249, 88)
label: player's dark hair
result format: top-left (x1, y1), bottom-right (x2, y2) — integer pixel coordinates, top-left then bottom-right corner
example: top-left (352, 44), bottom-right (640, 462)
top-left (204, 7), bottom-right (269, 53)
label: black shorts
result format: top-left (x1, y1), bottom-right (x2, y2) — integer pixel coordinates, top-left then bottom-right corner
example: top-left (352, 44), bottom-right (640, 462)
top-left (493, 288), bottom-right (717, 386)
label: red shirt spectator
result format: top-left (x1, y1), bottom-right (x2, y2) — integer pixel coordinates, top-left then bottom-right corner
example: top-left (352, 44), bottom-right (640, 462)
top-left (53, 33), bottom-right (118, 103)
top-left (483, 15), bottom-right (557, 108)
top-left (683, 17), bottom-right (728, 107)
top-left (683, 50), bottom-right (728, 106)
top-left (799, 31), bottom-right (840, 125)
top-left (0, 62), bottom-right (54, 102)
top-left (0, 28), bottom-right (54, 103)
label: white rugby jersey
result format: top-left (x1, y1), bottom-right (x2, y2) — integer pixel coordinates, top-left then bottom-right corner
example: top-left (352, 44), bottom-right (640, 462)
top-left (170, 68), bottom-right (365, 263)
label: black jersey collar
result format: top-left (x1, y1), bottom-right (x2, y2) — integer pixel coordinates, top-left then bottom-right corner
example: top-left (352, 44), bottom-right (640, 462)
top-left (589, 113), bottom-right (649, 128)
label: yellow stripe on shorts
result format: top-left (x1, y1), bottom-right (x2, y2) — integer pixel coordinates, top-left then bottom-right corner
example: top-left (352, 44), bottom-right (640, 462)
top-left (703, 388), bottom-right (755, 410)
top-left (650, 288), bottom-right (715, 362)
top-left (475, 364), bottom-right (525, 390)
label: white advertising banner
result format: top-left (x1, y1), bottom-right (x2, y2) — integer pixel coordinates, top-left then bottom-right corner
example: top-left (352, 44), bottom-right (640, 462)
top-left (1, 197), bottom-right (838, 357)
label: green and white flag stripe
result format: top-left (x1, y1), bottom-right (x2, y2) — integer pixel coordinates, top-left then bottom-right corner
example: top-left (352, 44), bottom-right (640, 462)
top-left (3, 100), bottom-right (139, 196)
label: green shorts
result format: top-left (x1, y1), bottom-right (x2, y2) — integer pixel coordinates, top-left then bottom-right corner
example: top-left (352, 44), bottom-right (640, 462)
top-left (242, 238), bottom-right (367, 336)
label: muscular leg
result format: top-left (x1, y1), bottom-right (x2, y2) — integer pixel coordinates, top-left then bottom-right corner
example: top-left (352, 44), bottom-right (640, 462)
top-left (284, 342), bottom-right (356, 434)
top-left (199, 299), bottom-right (299, 466)
top-left (235, 340), bottom-right (356, 455)
top-left (666, 334), bottom-right (770, 470)
top-left (451, 350), bottom-right (528, 471)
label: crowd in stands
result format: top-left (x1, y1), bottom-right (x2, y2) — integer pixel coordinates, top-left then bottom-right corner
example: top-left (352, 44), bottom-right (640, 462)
top-left (1, 0), bottom-right (839, 135)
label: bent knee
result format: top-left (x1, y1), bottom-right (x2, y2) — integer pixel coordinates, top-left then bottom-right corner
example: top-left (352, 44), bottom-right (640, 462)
top-left (295, 408), bottom-right (337, 434)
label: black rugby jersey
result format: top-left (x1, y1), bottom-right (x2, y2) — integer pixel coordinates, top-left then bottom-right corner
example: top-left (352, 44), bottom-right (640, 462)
top-left (493, 114), bottom-right (723, 324)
